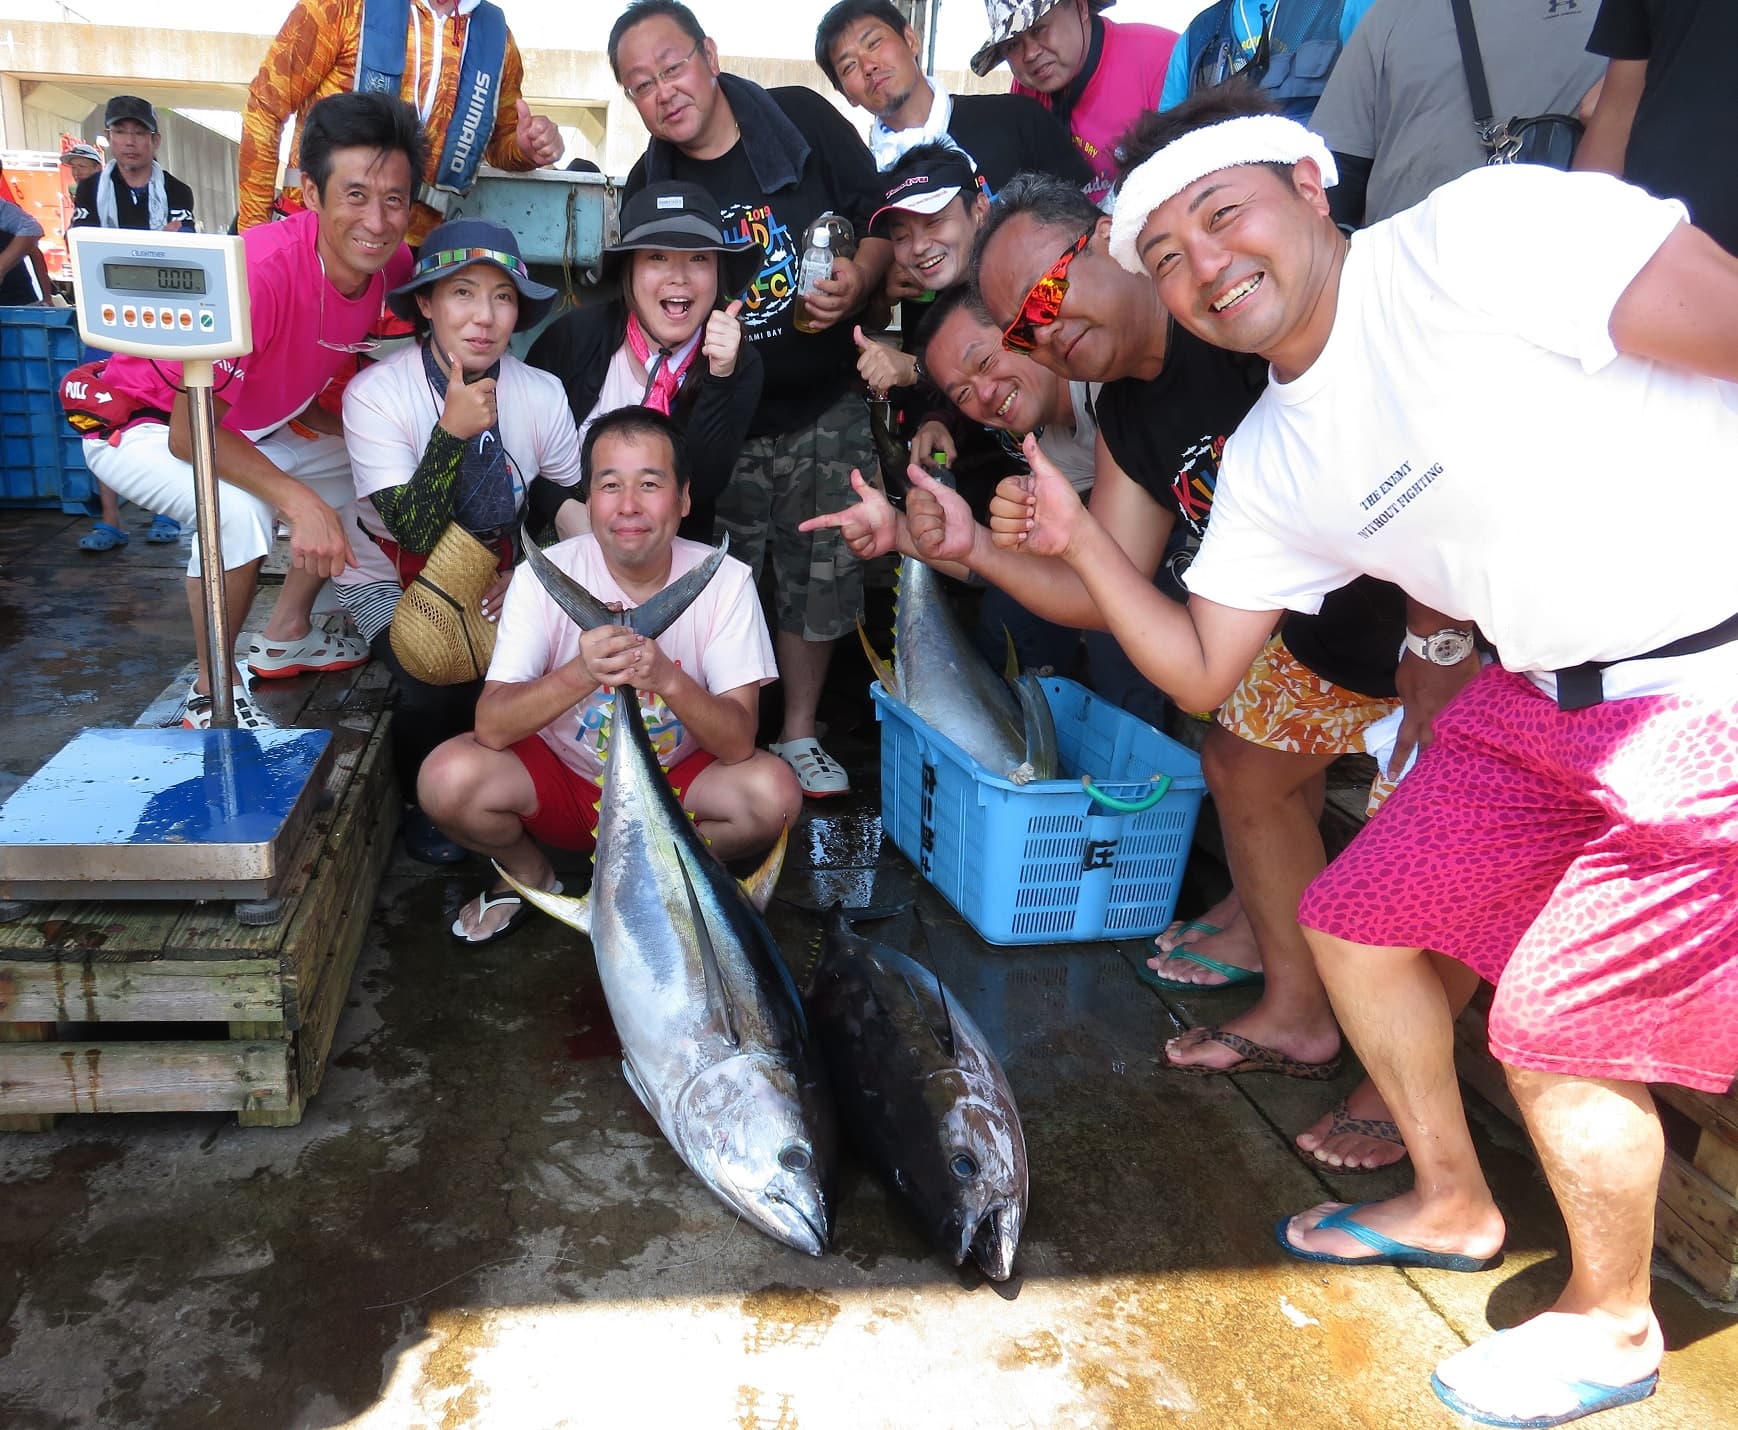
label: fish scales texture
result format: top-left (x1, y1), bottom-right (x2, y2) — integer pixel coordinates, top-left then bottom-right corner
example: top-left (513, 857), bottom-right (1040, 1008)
top-left (806, 910), bottom-right (1029, 1280)
top-left (894, 558), bottom-right (1030, 780)
top-left (522, 538), bottom-right (837, 1257)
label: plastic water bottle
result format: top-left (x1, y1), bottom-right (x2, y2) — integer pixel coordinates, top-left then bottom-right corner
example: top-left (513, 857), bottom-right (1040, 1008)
top-left (792, 225), bottom-right (834, 335)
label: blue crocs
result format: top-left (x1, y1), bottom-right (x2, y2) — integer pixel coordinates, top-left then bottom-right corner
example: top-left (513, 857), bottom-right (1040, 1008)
top-left (145, 513), bottom-right (182, 543)
top-left (1274, 1202), bottom-right (1504, 1272)
top-left (1431, 1331), bottom-right (1659, 1427)
top-left (78, 521), bottom-right (129, 553)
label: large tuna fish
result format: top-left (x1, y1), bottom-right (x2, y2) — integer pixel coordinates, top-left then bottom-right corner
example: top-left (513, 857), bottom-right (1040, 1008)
top-left (862, 557), bottom-right (1057, 785)
top-left (805, 906), bottom-right (1028, 1280)
top-left (502, 536), bottom-right (836, 1257)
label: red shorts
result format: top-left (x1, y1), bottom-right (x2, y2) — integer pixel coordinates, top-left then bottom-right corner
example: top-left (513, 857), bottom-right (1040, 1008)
top-left (509, 735), bottom-right (717, 852)
top-left (1298, 666), bottom-right (1738, 1093)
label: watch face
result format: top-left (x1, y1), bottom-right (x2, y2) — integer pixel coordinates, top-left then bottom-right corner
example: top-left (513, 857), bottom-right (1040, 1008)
top-left (1425, 631), bottom-right (1475, 665)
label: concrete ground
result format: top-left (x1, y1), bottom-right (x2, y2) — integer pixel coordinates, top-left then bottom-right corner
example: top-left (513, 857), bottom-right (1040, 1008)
top-left (1, 509), bottom-right (1734, 1430)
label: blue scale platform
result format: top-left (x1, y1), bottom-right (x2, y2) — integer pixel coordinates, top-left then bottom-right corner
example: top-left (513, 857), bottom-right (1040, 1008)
top-left (0, 727), bottom-right (334, 901)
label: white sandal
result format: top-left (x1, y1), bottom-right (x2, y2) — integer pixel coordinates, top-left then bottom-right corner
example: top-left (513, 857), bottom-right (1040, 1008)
top-left (181, 683), bottom-right (275, 731)
top-left (769, 737), bottom-right (850, 798)
top-left (245, 628), bottom-right (369, 680)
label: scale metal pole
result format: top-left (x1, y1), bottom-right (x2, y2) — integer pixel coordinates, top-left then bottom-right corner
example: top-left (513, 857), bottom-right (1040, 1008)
top-left (183, 358), bottom-right (234, 730)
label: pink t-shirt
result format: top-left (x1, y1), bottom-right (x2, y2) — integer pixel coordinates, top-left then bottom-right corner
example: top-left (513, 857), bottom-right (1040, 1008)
top-left (1014, 19), bottom-right (1178, 206)
top-left (487, 535), bottom-right (778, 780)
top-left (102, 211), bottom-right (413, 442)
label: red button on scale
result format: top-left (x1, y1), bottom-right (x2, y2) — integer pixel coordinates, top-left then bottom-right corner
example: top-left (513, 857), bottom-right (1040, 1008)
top-left (159, 308), bottom-right (174, 327)
top-left (141, 308), bottom-right (156, 327)
top-left (121, 306), bottom-right (137, 327)
top-left (100, 305), bottom-right (116, 325)
top-left (177, 309), bottom-right (193, 329)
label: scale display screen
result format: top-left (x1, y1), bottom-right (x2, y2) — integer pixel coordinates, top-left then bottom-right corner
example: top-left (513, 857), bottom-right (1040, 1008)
top-left (102, 261), bottom-right (209, 295)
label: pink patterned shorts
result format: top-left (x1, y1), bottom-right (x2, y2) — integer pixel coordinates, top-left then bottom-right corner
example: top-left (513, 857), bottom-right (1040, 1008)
top-left (1298, 666), bottom-right (1738, 1093)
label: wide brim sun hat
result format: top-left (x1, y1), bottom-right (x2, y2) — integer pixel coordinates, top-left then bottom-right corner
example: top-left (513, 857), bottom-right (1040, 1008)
top-left (387, 218), bottom-right (558, 332)
top-left (970, 0), bottom-right (1079, 77)
top-left (601, 180), bottom-right (766, 305)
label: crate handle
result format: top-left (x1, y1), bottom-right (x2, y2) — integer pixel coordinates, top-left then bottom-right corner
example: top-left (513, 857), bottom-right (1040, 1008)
top-left (1080, 772), bottom-right (1172, 813)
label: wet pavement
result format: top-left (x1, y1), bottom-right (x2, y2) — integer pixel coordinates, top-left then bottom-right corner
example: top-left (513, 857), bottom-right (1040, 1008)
top-left (1, 509), bottom-right (1734, 1429)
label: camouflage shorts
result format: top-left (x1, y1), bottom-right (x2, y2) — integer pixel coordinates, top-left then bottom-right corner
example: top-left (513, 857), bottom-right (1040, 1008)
top-left (715, 389), bottom-right (872, 640)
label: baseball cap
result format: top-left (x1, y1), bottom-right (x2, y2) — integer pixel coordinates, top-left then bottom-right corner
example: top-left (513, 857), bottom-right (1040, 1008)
top-left (868, 148), bottom-right (982, 238)
top-left (104, 96), bottom-right (159, 134)
top-left (61, 142), bottom-right (103, 166)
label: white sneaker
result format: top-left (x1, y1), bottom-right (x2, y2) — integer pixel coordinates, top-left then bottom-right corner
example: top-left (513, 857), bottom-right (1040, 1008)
top-left (769, 737), bottom-right (850, 798)
top-left (182, 683), bottom-right (275, 731)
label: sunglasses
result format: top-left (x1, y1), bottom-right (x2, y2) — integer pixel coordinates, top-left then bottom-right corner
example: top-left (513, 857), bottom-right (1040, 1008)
top-left (1001, 230), bottom-right (1090, 354)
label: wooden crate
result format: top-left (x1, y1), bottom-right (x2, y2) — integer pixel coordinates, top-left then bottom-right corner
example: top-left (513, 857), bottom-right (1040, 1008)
top-left (0, 661), bottom-right (398, 1130)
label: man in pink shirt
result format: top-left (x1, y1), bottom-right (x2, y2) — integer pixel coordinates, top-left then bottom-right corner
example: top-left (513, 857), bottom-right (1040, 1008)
top-left (419, 406), bottom-right (803, 944)
top-left (81, 92), bottom-right (420, 728)
top-left (969, 0), bottom-right (1178, 206)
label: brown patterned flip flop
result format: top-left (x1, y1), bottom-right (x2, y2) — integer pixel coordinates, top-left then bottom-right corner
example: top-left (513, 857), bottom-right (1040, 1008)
top-left (1164, 1027), bottom-right (1342, 1081)
top-left (1297, 1098), bottom-right (1408, 1174)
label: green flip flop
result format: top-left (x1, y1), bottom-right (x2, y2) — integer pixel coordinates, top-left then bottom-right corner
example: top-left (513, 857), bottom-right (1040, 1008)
top-left (1135, 922), bottom-right (1265, 992)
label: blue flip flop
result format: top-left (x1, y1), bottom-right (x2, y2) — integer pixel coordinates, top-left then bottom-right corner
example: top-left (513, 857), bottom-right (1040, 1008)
top-left (1274, 1202), bottom-right (1504, 1272)
top-left (1430, 1331), bottom-right (1659, 1427)
top-left (1138, 921), bottom-right (1266, 992)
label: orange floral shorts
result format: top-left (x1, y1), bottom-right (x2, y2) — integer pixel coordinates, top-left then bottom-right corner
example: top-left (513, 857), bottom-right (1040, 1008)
top-left (1215, 634), bottom-right (1403, 816)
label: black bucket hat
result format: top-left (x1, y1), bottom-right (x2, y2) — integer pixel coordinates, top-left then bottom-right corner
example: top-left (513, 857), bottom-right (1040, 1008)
top-left (387, 218), bottom-right (557, 331)
top-left (601, 181), bottom-right (766, 304)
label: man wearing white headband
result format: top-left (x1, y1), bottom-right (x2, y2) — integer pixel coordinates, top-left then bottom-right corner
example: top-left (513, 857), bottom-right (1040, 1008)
top-left (996, 88), bottom-right (1738, 1428)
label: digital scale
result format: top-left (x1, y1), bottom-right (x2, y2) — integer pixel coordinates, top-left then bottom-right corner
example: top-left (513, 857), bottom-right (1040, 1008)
top-left (0, 230), bottom-right (334, 924)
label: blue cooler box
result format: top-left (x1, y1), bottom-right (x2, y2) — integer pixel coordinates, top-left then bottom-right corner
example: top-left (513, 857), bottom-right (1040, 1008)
top-left (872, 677), bottom-right (1207, 946)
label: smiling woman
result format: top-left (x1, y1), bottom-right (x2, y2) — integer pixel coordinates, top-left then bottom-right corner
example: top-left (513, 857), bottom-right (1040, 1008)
top-left (527, 180), bottom-right (765, 543)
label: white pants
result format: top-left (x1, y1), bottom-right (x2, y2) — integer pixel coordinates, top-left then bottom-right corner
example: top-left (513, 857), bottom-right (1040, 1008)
top-left (83, 424), bottom-right (355, 577)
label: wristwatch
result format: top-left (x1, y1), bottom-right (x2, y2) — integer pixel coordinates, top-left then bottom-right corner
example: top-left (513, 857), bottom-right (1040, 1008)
top-left (1404, 628), bottom-right (1477, 666)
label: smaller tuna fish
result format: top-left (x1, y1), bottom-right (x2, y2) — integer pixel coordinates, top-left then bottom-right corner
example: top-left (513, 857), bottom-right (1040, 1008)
top-left (805, 906), bottom-right (1029, 1280)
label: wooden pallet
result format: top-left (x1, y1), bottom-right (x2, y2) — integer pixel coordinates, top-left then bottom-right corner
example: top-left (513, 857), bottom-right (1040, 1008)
top-left (0, 661), bottom-right (397, 1130)
top-left (1175, 722), bottom-right (1738, 1301)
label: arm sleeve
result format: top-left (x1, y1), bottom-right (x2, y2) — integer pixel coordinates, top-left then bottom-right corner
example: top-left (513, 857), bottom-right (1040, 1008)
top-left (1309, 12), bottom-right (1381, 162)
top-left (341, 370), bottom-right (465, 551)
top-left (1327, 151), bottom-right (1372, 229)
top-left (698, 567), bottom-right (780, 695)
top-left (0, 198), bottom-right (43, 239)
top-left (797, 90), bottom-right (883, 231)
top-left (69, 176), bottom-right (96, 228)
top-left (1338, 0), bottom-right (1381, 46)
top-left (168, 177), bottom-right (196, 230)
top-left (368, 426), bottom-right (467, 551)
top-left (1181, 449), bottom-right (1361, 615)
top-left (1587, 0), bottom-right (1651, 61)
top-left (681, 340), bottom-right (764, 516)
top-left (1158, 33), bottom-right (1193, 111)
top-left (238, 0), bottom-right (344, 232)
top-left (1409, 165), bottom-right (1685, 372)
top-left (483, 34), bottom-right (535, 170)
top-left (529, 373), bottom-right (584, 488)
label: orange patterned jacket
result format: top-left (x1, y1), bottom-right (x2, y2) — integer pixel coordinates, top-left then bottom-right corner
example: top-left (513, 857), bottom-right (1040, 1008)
top-left (239, 0), bottom-right (535, 245)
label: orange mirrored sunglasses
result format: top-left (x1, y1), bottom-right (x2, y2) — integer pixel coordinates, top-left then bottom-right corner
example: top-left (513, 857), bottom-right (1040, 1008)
top-left (1001, 230), bottom-right (1091, 354)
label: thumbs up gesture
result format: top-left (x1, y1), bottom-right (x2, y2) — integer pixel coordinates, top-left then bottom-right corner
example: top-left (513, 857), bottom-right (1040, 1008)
top-left (702, 299), bottom-right (746, 377)
top-left (515, 98), bottom-right (564, 167)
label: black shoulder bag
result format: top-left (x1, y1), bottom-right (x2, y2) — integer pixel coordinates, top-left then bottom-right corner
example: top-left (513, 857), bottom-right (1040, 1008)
top-left (1449, 0), bottom-right (1582, 169)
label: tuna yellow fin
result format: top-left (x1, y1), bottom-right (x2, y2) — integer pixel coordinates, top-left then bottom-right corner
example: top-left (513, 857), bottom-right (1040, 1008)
top-left (738, 823), bottom-right (789, 914)
top-left (857, 614), bottom-right (898, 697)
top-left (495, 862), bottom-right (592, 937)
top-left (1003, 625), bottom-right (1021, 684)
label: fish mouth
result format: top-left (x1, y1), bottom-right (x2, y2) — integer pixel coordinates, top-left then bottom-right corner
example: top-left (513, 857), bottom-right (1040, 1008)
top-left (760, 1189), bottom-right (831, 1257)
top-left (966, 1202), bottom-right (1022, 1282)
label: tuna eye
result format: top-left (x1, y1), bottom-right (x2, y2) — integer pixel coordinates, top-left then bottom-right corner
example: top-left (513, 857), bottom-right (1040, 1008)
top-left (779, 1142), bottom-right (812, 1173)
top-left (949, 1154), bottom-right (978, 1180)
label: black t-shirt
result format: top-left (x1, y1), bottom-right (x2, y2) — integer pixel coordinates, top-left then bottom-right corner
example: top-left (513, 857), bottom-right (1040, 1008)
top-left (1097, 322), bottom-right (1404, 698)
top-left (1589, 0), bottom-right (1738, 254)
top-left (625, 85), bottom-right (883, 438)
top-left (70, 169), bottom-right (197, 231)
top-left (946, 93), bottom-right (1094, 192)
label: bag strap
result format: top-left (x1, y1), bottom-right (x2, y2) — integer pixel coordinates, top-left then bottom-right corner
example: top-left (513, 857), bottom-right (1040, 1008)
top-left (1447, 0), bottom-right (1494, 130)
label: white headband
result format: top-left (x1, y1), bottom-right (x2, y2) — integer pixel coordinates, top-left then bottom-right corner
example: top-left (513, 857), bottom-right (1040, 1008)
top-left (1107, 115), bottom-right (1338, 276)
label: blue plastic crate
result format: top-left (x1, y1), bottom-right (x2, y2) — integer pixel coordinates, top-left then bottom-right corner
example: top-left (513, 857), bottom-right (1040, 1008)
top-left (0, 308), bottom-right (91, 512)
top-left (872, 676), bottom-right (1207, 946)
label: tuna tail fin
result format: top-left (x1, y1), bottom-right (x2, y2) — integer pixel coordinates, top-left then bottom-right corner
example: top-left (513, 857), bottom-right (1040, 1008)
top-left (494, 862), bottom-right (592, 937)
top-left (675, 842), bottom-right (738, 1048)
top-left (1014, 672), bottom-right (1059, 782)
top-left (857, 615), bottom-right (898, 698)
top-left (626, 536), bottom-right (730, 639)
top-left (738, 823), bottom-right (789, 914)
top-left (520, 525), bottom-right (617, 630)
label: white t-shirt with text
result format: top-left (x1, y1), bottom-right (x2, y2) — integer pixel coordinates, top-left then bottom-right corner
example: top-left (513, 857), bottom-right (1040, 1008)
top-left (1185, 165), bottom-right (1738, 700)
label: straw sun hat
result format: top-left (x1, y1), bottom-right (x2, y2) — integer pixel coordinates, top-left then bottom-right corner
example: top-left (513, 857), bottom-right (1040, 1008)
top-left (389, 524), bottom-right (503, 685)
